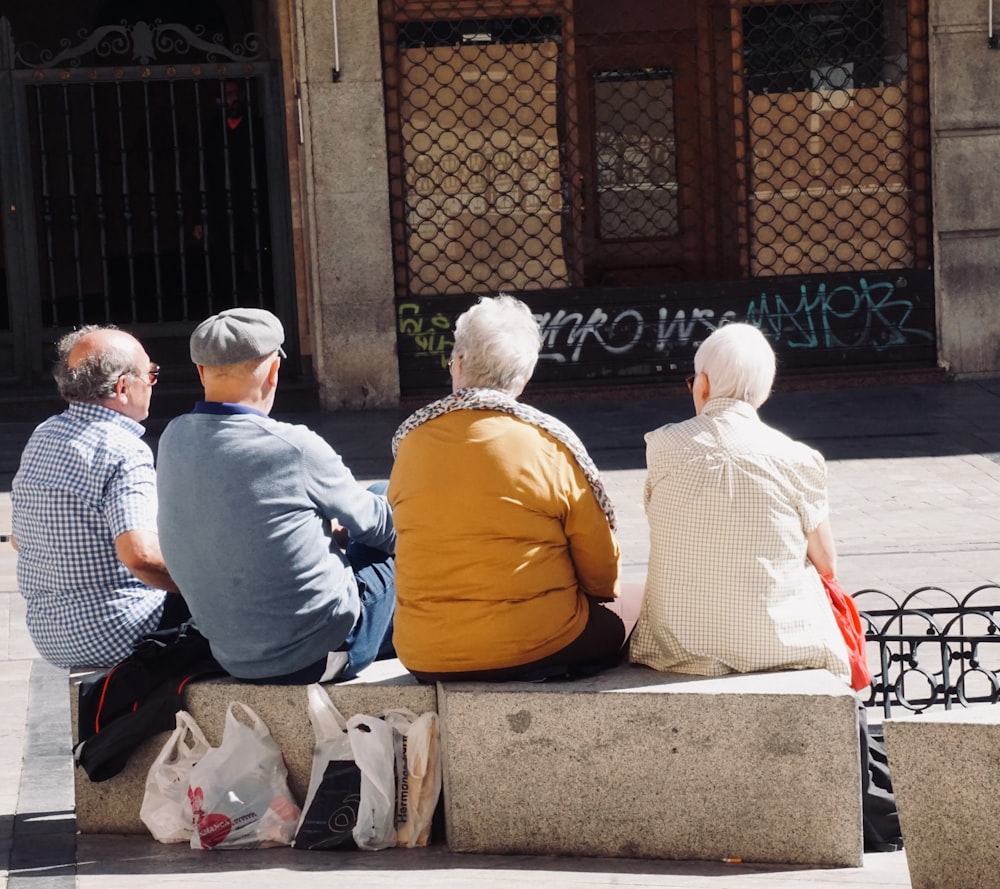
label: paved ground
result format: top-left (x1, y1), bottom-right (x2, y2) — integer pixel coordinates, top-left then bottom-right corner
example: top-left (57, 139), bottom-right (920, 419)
top-left (2, 374), bottom-right (1000, 887)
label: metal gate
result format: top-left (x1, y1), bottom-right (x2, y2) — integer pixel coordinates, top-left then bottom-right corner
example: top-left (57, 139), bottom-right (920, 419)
top-left (0, 15), bottom-right (295, 393)
top-left (381, 0), bottom-right (935, 394)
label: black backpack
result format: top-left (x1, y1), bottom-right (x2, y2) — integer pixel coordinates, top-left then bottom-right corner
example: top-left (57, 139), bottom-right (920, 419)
top-left (74, 619), bottom-right (226, 782)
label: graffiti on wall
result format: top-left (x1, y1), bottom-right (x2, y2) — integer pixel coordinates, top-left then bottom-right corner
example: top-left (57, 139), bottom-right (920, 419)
top-left (535, 306), bottom-right (737, 364)
top-left (398, 302), bottom-right (454, 368)
top-left (746, 278), bottom-right (934, 351)
top-left (396, 271), bottom-right (935, 390)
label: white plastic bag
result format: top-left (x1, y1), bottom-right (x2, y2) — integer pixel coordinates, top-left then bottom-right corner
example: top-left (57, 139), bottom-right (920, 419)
top-left (293, 683), bottom-right (361, 850)
top-left (186, 701), bottom-right (301, 850)
top-left (293, 683), bottom-right (396, 851)
top-left (140, 710), bottom-right (211, 843)
top-left (347, 712), bottom-right (397, 851)
top-left (381, 708), bottom-right (443, 847)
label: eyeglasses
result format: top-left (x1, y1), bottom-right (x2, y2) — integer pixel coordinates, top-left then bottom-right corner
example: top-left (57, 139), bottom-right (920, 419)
top-left (124, 363), bottom-right (160, 386)
top-left (685, 374), bottom-right (696, 392)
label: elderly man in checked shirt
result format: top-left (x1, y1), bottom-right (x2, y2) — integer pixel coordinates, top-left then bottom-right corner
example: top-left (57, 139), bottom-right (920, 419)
top-left (11, 326), bottom-right (189, 668)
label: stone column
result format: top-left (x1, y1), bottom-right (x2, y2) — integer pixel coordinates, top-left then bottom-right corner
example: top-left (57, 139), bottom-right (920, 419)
top-left (931, 1), bottom-right (1000, 377)
top-left (292, 0), bottom-right (400, 407)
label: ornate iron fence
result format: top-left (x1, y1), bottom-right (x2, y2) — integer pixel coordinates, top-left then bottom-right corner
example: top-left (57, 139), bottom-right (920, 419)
top-left (853, 585), bottom-right (1000, 717)
top-left (0, 13), bottom-right (296, 386)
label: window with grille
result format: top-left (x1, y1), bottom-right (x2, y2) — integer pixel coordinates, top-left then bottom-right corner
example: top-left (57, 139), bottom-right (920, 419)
top-left (739, 0), bottom-right (929, 276)
top-left (381, 0), bottom-right (930, 293)
top-left (593, 68), bottom-right (678, 242)
top-left (392, 15), bottom-right (568, 296)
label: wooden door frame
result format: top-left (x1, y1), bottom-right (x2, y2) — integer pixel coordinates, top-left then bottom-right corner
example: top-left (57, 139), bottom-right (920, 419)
top-left (571, 5), bottom-right (741, 284)
top-left (574, 35), bottom-right (704, 284)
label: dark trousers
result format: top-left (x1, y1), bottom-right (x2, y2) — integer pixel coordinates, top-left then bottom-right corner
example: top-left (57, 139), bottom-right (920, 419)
top-left (156, 593), bottom-right (192, 631)
top-left (410, 596), bottom-right (627, 683)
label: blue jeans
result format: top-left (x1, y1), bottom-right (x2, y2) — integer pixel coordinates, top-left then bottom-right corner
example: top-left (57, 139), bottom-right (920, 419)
top-left (340, 537), bottom-right (396, 679)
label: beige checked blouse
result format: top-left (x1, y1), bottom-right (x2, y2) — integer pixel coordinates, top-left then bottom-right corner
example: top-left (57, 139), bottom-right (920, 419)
top-left (630, 397), bottom-right (851, 685)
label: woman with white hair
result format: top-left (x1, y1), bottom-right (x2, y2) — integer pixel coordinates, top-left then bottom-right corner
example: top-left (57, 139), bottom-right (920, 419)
top-left (388, 295), bottom-right (626, 681)
top-left (631, 321), bottom-right (847, 678)
top-left (630, 322), bottom-right (901, 853)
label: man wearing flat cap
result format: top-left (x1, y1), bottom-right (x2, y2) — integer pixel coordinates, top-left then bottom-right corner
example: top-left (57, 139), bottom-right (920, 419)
top-left (156, 307), bottom-right (396, 683)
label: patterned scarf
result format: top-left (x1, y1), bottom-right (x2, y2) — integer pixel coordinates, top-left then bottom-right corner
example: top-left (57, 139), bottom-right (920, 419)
top-left (392, 387), bottom-right (617, 531)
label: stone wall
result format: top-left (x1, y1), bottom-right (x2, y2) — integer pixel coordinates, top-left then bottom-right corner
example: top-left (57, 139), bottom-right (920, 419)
top-left (292, 0), bottom-right (400, 408)
top-left (931, 0), bottom-right (1000, 377)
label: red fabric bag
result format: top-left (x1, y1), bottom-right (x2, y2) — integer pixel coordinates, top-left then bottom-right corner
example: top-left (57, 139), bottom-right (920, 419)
top-left (821, 575), bottom-right (873, 692)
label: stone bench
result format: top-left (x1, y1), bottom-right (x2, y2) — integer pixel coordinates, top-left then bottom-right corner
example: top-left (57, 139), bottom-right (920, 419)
top-left (439, 665), bottom-right (863, 867)
top-left (882, 706), bottom-right (1000, 889)
top-left (72, 661), bottom-right (863, 867)
top-left (72, 658), bottom-right (435, 835)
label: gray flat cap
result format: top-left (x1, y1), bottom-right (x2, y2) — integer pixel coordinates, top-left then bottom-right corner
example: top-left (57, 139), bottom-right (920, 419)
top-left (190, 308), bottom-right (286, 366)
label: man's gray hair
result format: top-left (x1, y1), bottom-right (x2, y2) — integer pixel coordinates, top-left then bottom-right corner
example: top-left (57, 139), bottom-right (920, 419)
top-left (52, 325), bottom-right (136, 402)
top-left (694, 322), bottom-right (776, 409)
top-left (453, 294), bottom-right (542, 395)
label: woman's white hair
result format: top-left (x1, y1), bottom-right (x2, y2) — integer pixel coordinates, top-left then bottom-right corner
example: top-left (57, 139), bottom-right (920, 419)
top-left (694, 322), bottom-right (776, 409)
top-left (453, 294), bottom-right (542, 395)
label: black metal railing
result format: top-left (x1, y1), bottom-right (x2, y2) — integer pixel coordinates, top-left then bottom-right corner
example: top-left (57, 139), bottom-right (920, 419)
top-left (853, 585), bottom-right (1000, 717)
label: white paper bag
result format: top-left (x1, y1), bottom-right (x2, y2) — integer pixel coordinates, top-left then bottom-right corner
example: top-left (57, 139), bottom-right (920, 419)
top-left (381, 708), bottom-right (443, 847)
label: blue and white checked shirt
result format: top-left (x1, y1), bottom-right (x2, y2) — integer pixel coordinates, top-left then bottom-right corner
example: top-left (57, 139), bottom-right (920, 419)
top-left (12, 402), bottom-right (166, 667)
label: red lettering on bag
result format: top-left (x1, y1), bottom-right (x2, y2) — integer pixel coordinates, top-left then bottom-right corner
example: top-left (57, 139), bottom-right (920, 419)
top-left (197, 812), bottom-right (233, 848)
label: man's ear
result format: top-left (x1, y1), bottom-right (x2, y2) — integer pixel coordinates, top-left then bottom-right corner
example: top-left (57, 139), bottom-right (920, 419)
top-left (196, 365), bottom-right (207, 387)
top-left (267, 356), bottom-right (280, 387)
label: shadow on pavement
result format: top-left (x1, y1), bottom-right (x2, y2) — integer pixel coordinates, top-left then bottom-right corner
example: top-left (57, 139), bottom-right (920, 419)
top-left (74, 835), bottom-right (822, 880)
top-left (1, 377), bottom-right (998, 491)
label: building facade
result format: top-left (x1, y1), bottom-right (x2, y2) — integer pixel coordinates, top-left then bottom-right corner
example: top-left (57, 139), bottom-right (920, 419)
top-left (0, 1), bottom-right (996, 407)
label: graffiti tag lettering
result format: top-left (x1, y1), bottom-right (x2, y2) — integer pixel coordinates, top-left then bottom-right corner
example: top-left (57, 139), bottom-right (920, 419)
top-left (746, 277), bottom-right (933, 350)
top-left (397, 302), bottom-right (453, 368)
top-left (535, 306), bottom-right (734, 363)
top-left (653, 307), bottom-right (737, 353)
top-left (395, 274), bottom-right (935, 381)
top-left (535, 308), bottom-right (644, 363)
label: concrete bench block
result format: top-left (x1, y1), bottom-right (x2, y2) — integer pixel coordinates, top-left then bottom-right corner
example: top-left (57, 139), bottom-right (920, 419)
top-left (883, 706), bottom-right (1000, 889)
top-left (438, 665), bottom-right (863, 867)
top-left (73, 658), bottom-right (435, 835)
